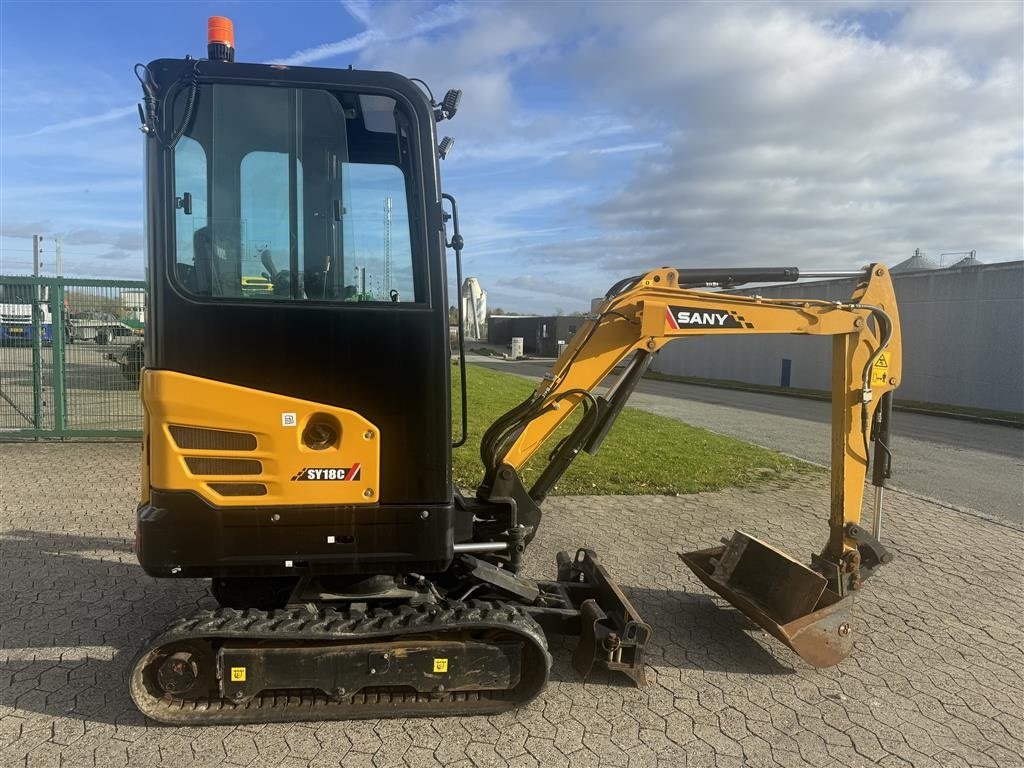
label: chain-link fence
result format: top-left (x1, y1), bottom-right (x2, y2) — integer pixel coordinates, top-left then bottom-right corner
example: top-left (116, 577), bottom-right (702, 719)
top-left (0, 276), bottom-right (147, 438)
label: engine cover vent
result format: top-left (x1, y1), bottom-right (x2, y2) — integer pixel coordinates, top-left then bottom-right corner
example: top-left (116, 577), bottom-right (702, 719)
top-left (185, 457), bottom-right (262, 476)
top-left (169, 425), bottom-right (257, 451)
top-left (208, 483), bottom-right (267, 497)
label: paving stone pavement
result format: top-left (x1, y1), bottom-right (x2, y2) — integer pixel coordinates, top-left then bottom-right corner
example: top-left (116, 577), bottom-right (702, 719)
top-left (1, 442), bottom-right (1022, 768)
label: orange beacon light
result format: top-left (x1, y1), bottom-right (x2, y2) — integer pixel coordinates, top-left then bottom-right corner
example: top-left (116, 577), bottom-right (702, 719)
top-left (207, 16), bottom-right (235, 62)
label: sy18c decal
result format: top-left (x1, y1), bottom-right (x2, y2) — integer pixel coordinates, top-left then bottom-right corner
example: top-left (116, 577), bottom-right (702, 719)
top-left (291, 464), bottom-right (362, 481)
top-left (665, 306), bottom-right (753, 330)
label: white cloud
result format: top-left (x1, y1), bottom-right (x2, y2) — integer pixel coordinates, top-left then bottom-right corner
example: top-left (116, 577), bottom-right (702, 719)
top-left (555, 2), bottom-right (1023, 272)
top-left (495, 274), bottom-right (595, 303)
top-left (590, 142), bottom-right (662, 156)
top-left (18, 105), bottom-right (137, 138)
top-left (339, 1), bottom-right (1021, 308)
top-left (896, 1), bottom-right (1023, 61)
top-left (274, 2), bottom-right (467, 66)
top-left (341, 0), bottom-right (375, 28)
top-left (451, 115), bottom-right (634, 163)
top-left (273, 29), bottom-right (384, 66)
top-left (4, 1), bottom-right (1018, 307)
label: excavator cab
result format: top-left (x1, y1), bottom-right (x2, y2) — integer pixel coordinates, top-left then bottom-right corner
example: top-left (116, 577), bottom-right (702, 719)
top-left (129, 17), bottom-right (900, 724)
top-left (136, 51), bottom-right (457, 580)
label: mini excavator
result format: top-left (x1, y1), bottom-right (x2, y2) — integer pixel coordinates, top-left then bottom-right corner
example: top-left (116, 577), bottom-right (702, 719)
top-left (129, 18), bottom-right (902, 724)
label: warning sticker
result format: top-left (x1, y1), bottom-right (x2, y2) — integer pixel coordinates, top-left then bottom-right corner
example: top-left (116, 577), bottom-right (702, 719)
top-left (433, 658), bottom-right (449, 673)
top-left (231, 667), bottom-right (247, 682)
top-left (871, 353), bottom-right (890, 386)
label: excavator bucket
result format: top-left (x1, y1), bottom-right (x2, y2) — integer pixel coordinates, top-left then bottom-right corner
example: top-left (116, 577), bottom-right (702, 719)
top-left (680, 531), bottom-right (854, 668)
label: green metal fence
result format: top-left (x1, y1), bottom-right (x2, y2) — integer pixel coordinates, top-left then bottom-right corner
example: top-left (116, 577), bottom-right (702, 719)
top-left (0, 276), bottom-right (147, 438)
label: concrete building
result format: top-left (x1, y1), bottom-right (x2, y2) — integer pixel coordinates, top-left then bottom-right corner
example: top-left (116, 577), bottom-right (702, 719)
top-left (651, 261), bottom-right (1023, 413)
top-left (487, 315), bottom-right (585, 357)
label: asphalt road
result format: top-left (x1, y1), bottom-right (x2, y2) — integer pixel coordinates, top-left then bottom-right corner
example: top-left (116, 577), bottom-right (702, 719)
top-left (472, 357), bottom-right (1024, 524)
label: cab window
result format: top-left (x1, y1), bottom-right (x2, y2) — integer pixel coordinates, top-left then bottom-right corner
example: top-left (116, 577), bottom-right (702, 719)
top-left (172, 83), bottom-right (423, 303)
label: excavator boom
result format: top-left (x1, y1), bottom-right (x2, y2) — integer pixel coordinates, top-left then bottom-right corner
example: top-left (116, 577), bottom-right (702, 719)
top-left (476, 263), bottom-right (901, 667)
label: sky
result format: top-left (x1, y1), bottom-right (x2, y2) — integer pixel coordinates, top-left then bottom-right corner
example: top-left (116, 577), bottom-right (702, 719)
top-left (1, 0), bottom-right (1021, 313)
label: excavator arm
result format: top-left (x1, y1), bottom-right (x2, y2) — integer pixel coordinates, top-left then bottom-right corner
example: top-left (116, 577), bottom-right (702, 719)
top-left (474, 263), bottom-right (901, 667)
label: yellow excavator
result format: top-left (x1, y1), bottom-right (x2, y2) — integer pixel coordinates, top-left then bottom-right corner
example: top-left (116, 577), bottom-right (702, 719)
top-left (129, 17), bottom-right (901, 723)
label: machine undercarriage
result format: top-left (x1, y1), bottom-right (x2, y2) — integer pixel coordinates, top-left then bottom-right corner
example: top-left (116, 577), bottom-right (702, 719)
top-left (131, 549), bottom-right (648, 723)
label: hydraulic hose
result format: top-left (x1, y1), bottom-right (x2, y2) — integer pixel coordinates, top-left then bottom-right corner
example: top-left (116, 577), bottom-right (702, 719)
top-left (135, 61), bottom-right (200, 148)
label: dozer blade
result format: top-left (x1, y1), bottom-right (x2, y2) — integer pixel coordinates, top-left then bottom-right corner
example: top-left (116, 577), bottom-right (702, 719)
top-left (680, 530), bottom-right (854, 668)
top-left (530, 549), bottom-right (651, 686)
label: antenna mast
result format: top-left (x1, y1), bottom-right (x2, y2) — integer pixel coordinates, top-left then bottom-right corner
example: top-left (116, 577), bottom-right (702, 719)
top-left (383, 196), bottom-right (393, 295)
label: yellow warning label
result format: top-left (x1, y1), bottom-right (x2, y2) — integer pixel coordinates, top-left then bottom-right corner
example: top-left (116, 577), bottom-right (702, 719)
top-left (871, 353), bottom-right (891, 386)
top-left (433, 658), bottom-right (449, 673)
top-left (230, 667), bottom-right (247, 682)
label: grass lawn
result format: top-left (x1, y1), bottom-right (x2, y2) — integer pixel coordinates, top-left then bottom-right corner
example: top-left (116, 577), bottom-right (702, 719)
top-left (452, 364), bottom-right (815, 495)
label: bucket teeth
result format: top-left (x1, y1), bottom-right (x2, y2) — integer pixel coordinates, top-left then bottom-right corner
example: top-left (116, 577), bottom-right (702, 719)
top-left (680, 530), bottom-right (855, 668)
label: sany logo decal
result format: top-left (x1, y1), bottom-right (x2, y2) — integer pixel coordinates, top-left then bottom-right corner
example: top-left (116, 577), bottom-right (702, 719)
top-left (292, 464), bottom-right (362, 481)
top-left (677, 310), bottom-right (729, 326)
top-left (665, 305), bottom-right (752, 330)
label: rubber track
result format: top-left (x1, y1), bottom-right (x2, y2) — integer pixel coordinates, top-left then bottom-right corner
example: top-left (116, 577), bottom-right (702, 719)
top-left (129, 600), bottom-right (551, 724)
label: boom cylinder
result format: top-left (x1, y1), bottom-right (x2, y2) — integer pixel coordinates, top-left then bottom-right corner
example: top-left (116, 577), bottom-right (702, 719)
top-left (870, 391), bottom-right (894, 538)
top-left (677, 267), bottom-right (800, 286)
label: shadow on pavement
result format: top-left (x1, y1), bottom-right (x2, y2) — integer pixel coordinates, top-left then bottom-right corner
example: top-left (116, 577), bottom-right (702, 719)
top-left (2, 529), bottom-right (791, 725)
